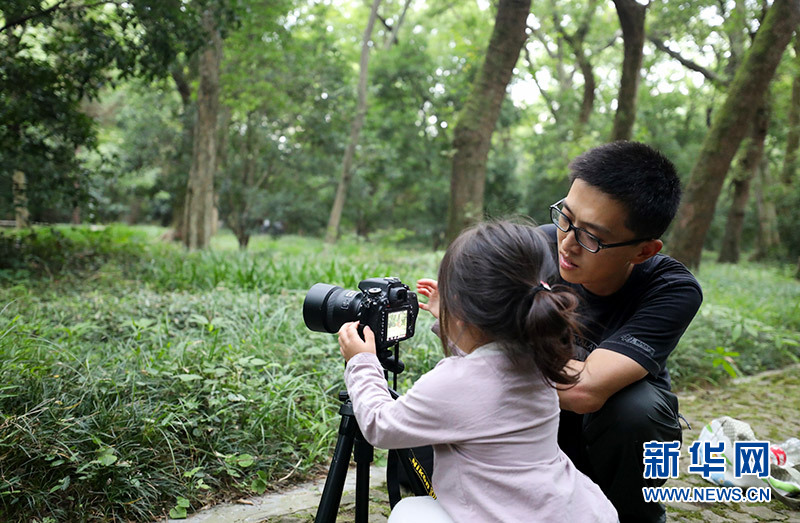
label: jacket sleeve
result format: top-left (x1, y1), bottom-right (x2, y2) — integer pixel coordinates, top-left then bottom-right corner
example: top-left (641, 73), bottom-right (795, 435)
top-left (344, 352), bottom-right (477, 449)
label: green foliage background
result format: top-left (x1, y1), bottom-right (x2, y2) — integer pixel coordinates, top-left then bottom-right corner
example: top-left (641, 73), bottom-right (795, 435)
top-left (1, 225), bottom-right (798, 520)
top-left (9, 0), bottom-right (800, 259)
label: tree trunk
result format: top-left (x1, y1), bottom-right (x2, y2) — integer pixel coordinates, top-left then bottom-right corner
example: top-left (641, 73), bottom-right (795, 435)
top-left (575, 49), bottom-right (596, 134)
top-left (171, 65), bottom-right (193, 109)
top-left (668, 0), bottom-right (800, 270)
top-left (168, 61), bottom-right (195, 242)
top-left (183, 10), bottom-right (222, 250)
top-left (718, 101), bottom-right (770, 263)
top-left (782, 34), bottom-right (800, 185)
top-left (127, 199), bottom-right (142, 225)
top-left (12, 170), bottom-right (30, 228)
top-left (325, 0), bottom-right (382, 244)
top-left (610, 0), bottom-right (647, 141)
top-left (554, 0), bottom-right (599, 138)
top-left (235, 111), bottom-right (256, 250)
top-left (445, 0), bottom-right (531, 243)
top-left (751, 157), bottom-right (781, 261)
top-left (71, 180), bottom-right (81, 224)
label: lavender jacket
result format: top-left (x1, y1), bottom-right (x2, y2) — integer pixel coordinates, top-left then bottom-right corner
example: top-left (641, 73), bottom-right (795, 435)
top-left (344, 343), bottom-right (617, 522)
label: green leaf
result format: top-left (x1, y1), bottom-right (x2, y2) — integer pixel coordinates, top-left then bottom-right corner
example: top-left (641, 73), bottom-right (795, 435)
top-left (169, 506), bottom-right (187, 519)
top-left (176, 374), bottom-right (203, 382)
top-left (190, 314), bottom-right (209, 326)
top-left (721, 360), bottom-right (738, 378)
top-left (48, 476), bottom-right (70, 493)
top-left (132, 318), bottom-right (155, 329)
top-left (196, 478), bottom-right (212, 490)
top-left (237, 454), bottom-right (254, 467)
top-left (731, 323), bottom-right (742, 342)
top-left (183, 467), bottom-right (202, 478)
top-left (251, 475), bottom-right (268, 495)
top-left (97, 449), bottom-right (117, 466)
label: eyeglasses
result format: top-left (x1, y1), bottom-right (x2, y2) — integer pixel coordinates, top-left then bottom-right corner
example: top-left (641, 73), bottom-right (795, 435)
top-left (549, 199), bottom-right (651, 253)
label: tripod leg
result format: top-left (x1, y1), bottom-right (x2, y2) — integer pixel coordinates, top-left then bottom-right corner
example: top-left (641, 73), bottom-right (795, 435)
top-left (353, 434), bottom-right (374, 523)
top-left (315, 405), bottom-right (358, 523)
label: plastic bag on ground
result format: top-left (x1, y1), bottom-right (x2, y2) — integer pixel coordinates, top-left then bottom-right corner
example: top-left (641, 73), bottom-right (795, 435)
top-left (696, 416), bottom-right (800, 509)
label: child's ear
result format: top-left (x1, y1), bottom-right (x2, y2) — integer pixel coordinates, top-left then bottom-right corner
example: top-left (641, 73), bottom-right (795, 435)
top-left (632, 239), bottom-right (663, 265)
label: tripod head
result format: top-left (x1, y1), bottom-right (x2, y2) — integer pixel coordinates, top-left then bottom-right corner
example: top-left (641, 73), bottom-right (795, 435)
top-left (376, 342), bottom-right (405, 391)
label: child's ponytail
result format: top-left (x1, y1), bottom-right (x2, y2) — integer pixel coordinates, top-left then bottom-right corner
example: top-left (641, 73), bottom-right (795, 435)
top-left (516, 283), bottom-right (580, 385)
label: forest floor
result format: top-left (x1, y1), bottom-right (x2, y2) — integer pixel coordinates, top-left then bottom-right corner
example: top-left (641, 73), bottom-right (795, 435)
top-left (173, 365), bottom-right (800, 523)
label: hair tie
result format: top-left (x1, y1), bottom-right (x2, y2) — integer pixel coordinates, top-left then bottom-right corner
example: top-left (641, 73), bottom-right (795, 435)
top-left (529, 280), bottom-right (552, 298)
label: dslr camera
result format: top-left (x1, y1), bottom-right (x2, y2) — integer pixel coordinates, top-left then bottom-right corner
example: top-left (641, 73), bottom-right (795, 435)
top-left (303, 277), bottom-right (419, 363)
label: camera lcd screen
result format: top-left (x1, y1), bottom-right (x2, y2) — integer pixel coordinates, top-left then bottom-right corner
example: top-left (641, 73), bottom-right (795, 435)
top-left (386, 310), bottom-right (408, 341)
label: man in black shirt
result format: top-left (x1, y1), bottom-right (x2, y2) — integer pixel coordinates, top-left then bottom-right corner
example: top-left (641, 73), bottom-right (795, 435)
top-left (546, 141), bottom-right (702, 523)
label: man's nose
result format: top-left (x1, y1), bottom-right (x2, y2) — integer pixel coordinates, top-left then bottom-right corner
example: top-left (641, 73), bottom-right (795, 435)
top-left (561, 227), bottom-right (582, 252)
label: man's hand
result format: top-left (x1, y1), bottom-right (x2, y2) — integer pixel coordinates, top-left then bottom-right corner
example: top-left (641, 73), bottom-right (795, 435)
top-left (416, 278), bottom-right (440, 319)
top-left (557, 349), bottom-right (648, 414)
top-left (338, 322), bottom-right (376, 362)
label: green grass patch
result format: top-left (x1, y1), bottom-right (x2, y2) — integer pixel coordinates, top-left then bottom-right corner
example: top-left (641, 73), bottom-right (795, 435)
top-left (670, 259), bottom-right (800, 388)
top-left (0, 225), bottom-right (797, 520)
top-left (0, 225), bottom-right (441, 521)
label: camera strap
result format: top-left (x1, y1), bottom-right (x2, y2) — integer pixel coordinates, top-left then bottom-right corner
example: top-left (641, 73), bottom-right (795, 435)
top-left (387, 449), bottom-right (402, 507)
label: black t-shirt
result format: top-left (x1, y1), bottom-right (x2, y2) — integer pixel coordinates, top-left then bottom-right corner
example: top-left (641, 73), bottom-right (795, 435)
top-left (541, 224), bottom-right (703, 391)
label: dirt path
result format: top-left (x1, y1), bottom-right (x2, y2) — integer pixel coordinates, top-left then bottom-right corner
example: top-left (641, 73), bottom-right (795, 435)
top-left (175, 365), bottom-right (800, 522)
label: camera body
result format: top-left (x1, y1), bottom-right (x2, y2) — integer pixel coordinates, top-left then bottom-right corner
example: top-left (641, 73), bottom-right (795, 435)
top-left (357, 277), bottom-right (418, 351)
top-left (303, 277), bottom-right (419, 354)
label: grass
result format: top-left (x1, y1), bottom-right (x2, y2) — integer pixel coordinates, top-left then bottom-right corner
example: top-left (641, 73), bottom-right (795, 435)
top-left (0, 225), bottom-right (441, 521)
top-left (671, 254), bottom-right (800, 388)
top-left (0, 224), bottom-right (798, 521)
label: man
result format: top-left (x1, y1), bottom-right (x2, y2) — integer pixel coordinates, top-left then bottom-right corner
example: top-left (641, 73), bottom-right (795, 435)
top-left (544, 141), bottom-right (702, 523)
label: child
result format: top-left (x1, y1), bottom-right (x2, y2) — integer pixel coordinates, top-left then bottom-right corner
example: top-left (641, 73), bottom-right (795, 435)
top-left (338, 220), bottom-right (617, 522)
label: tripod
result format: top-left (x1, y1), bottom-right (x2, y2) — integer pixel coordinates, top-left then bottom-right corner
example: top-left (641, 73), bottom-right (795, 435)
top-left (314, 343), bottom-right (435, 523)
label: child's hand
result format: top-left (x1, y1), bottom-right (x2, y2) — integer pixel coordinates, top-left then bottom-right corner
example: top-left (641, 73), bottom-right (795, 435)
top-left (416, 278), bottom-right (440, 319)
top-left (338, 322), bottom-right (376, 362)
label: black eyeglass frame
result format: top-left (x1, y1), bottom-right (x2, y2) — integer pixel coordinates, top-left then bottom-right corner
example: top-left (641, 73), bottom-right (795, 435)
top-left (549, 198), bottom-right (652, 253)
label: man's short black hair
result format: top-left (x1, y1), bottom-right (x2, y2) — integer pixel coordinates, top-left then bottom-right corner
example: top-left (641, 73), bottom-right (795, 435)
top-left (568, 141), bottom-right (681, 239)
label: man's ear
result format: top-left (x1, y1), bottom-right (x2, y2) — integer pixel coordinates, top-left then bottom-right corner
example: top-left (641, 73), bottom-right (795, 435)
top-left (631, 239), bottom-right (662, 265)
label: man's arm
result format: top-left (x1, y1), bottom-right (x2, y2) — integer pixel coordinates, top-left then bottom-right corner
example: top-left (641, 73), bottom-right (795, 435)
top-left (557, 349), bottom-right (648, 414)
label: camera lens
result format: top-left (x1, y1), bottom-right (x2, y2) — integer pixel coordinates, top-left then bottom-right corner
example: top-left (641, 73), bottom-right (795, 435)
top-left (303, 283), bottom-right (363, 333)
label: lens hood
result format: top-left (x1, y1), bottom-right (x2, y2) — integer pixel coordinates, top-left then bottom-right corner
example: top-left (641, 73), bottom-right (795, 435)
top-left (303, 283), bottom-right (339, 332)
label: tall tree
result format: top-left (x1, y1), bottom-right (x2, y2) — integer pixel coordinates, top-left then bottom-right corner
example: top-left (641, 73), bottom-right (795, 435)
top-left (778, 34), bottom-right (800, 267)
top-left (551, 0), bottom-right (601, 137)
top-left (325, 0), bottom-right (383, 243)
top-left (782, 34), bottom-right (800, 185)
top-left (183, 10), bottom-right (223, 250)
top-left (445, 0), bottom-right (531, 242)
top-left (668, 0), bottom-right (800, 269)
top-left (12, 170), bottom-right (29, 228)
top-left (752, 157), bottom-right (782, 260)
top-left (610, 0), bottom-right (647, 141)
top-left (212, 0), bottom-right (297, 249)
top-left (0, 0), bottom-right (209, 223)
top-left (718, 100), bottom-right (770, 263)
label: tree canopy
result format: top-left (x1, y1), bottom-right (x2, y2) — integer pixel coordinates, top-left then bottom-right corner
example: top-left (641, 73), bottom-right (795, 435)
top-left (3, 0), bottom-right (800, 265)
